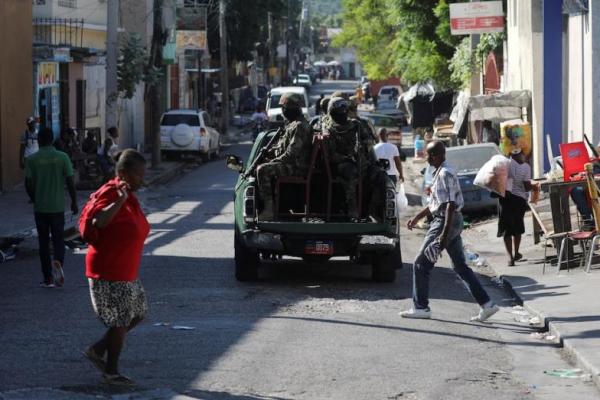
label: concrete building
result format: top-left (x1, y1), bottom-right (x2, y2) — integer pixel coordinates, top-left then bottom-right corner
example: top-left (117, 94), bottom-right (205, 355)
top-left (505, 0), bottom-right (599, 177)
top-left (0, 1), bottom-right (33, 190)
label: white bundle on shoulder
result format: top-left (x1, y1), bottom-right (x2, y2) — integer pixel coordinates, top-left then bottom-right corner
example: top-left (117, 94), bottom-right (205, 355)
top-left (474, 154), bottom-right (511, 197)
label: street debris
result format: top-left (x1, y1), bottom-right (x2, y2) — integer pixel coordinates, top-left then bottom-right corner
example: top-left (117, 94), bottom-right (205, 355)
top-left (153, 322), bottom-right (171, 327)
top-left (543, 368), bottom-right (592, 381)
top-left (0, 245), bottom-right (18, 263)
top-left (171, 325), bottom-right (196, 330)
top-left (529, 332), bottom-right (557, 341)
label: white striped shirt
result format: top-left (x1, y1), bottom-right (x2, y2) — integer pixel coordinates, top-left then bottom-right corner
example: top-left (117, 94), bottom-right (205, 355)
top-left (507, 159), bottom-right (531, 200)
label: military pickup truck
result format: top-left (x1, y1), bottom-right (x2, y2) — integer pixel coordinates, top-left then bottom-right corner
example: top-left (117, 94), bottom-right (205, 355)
top-left (226, 129), bottom-right (402, 282)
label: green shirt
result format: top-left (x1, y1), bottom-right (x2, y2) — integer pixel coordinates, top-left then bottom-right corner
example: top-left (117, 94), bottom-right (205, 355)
top-left (25, 146), bottom-right (74, 213)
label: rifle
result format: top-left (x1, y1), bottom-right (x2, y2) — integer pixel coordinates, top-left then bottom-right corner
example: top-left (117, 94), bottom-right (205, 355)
top-left (242, 126), bottom-right (285, 179)
top-left (584, 133), bottom-right (600, 158)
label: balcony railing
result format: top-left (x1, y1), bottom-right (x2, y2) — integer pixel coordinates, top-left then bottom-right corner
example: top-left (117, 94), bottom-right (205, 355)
top-left (33, 18), bottom-right (84, 48)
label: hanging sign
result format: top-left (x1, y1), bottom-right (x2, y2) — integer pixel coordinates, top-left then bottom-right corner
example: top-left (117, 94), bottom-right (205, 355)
top-left (450, 1), bottom-right (504, 35)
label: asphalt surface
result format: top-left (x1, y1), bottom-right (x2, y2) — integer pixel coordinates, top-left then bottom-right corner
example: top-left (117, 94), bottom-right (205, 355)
top-left (1, 81), bottom-right (599, 399)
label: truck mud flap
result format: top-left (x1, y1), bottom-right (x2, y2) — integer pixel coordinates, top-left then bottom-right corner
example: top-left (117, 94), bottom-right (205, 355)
top-left (243, 230), bottom-right (284, 252)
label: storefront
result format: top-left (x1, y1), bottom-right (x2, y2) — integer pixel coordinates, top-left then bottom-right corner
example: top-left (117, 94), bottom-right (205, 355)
top-left (34, 61), bottom-right (61, 138)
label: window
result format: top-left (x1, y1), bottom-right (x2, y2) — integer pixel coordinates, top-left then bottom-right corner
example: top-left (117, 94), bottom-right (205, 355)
top-left (58, 0), bottom-right (77, 8)
top-left (161, 114), bottom-right (200, 127)
top-left (33, 0), bottom-right (46, 5)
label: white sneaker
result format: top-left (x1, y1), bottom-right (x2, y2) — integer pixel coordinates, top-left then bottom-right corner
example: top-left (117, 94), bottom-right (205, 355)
top-left (471, 304), bottom-right (499, 322)
top-left (399, 308), bottom-right (431, 319)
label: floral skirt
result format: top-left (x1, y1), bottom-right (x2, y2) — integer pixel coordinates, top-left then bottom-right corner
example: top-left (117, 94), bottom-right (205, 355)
top-left (88, 278), bottom-right (147, 328)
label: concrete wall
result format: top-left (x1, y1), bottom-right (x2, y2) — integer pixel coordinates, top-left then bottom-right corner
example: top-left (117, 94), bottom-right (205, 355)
top-left (33, 0), bottom-right (107, 27)
top-left (0, 0), bottom-right (33, 190)
top-left (566, 3), bottom-right (600, 146)
top-left (68, 63), bottom-right (84, 128)
top-left (505, 0), bottom-right (544, 177)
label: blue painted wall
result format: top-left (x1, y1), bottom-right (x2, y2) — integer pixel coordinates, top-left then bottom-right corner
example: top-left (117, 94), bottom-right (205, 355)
top-left (543, 0), bottom-right (563, 172)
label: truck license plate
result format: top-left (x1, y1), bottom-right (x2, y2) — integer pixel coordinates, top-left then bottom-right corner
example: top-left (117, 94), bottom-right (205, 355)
top-left (305, 240), bottom-right (334, 255)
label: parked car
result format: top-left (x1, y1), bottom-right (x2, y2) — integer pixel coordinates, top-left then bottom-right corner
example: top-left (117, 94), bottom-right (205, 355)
top-left (375, 99), bottom-right (406, 122)
top-left (292, 74), bottom-right (312, 90)
top-left (160, 109), bottom-right (221, 161)
top-left (360, 112), bottom-right (405, 146)
top-left (378, 85), bottom-right (403, 100)
top-left (421, 143), bottom-right (501, 212)
top-left (266, 86), bottom-right (311, 125)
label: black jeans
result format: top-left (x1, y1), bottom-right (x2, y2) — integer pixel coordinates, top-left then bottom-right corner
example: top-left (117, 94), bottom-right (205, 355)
top-left (34, 212), bottom-right (65, 282)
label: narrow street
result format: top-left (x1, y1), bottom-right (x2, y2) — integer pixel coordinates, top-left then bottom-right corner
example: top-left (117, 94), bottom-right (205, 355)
top-left (1, 81), bottom-right (599, 399)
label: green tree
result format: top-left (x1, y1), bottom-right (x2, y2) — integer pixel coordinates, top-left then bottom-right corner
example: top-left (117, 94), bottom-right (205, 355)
top-left (118, 33), bottom-right (151, 99)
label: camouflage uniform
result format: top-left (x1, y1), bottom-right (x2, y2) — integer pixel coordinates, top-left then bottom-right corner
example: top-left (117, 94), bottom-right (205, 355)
top-left (349, 99), bottom-right (388, 219)
top-left (324, 98), bottom-right (360, 218)
top-left (257, 93), bottom-right (313, 219)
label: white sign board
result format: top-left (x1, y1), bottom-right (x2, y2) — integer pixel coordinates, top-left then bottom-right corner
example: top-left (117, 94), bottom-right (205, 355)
top-left (449, 1), bottom-right (504, 35)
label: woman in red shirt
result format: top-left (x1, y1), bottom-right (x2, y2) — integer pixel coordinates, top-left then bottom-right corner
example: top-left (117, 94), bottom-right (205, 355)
top-left (82, 149), bottom-right (149, 386)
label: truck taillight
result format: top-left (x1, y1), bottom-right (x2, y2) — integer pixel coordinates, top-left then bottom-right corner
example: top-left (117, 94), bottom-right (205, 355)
top-left (243, 186), bottom-right (256, 222)
top-left (200, 128), bottom-right (207, 137)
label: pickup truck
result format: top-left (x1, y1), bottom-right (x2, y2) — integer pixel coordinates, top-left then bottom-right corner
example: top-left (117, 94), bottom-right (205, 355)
top-left (226, 129), bottom-right (402, 282)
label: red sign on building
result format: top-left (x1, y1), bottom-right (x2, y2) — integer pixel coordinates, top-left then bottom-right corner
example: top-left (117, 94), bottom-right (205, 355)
top-left (449, 1), bottom-right (504, 35)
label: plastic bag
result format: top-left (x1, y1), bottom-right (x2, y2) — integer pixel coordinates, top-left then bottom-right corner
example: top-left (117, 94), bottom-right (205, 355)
top-left (396, 184), bottom-right (408, 215)
top-left (474, 155), bottom-right (511, 197)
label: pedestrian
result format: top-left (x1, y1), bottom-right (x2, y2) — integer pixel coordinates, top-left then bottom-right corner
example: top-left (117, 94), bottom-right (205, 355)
top-left (401, 141), bottom-right (499, 321)
top-left (19, 117), bottom-right (39, 169)
top-left (83, 149), bottom-right (149, 387)
top-left (374, 128), bottom-right (403, 186)
top-left (25, 127), bottom-right (78, 288)
top-left (498, 148), bottom-right (533, 266)
top-left (98, 126), bottom-right (119, 179)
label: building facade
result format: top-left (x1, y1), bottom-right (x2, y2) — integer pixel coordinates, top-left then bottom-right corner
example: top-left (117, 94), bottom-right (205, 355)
top-left (0, 1), bottom-right (33, 190)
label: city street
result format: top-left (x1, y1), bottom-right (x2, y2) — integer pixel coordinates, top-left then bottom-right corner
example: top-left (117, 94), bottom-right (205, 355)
top-left (1, 77), bottom-right (599, 397)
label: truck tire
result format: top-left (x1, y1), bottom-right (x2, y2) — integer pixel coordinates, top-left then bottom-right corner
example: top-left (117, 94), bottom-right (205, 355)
top-left (372, 251), bottom-right (396, 282)
top-left (234, 230), bottom-right (259, 281)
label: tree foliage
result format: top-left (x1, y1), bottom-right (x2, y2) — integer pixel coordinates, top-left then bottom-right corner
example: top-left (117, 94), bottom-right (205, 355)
top-left (335, 0), bottom-right (472, 89)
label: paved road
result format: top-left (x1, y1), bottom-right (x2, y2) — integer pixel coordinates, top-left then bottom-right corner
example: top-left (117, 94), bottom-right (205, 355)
top-left (1, 81), bottom-right (598, 399)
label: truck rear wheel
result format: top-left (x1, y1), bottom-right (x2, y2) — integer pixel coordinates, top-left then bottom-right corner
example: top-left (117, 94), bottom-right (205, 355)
top-left (372, 252), bottom-right (396, 282)
top-left (234, 230), bottom-right (259, 281)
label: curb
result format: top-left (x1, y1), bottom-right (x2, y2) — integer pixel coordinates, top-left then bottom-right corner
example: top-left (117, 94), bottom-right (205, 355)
top-left (494, 273), bottom-right (600, 389)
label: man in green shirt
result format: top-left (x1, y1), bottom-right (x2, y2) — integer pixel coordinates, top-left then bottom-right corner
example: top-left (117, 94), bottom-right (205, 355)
top-left (26, 128), bottom-right (78, 287)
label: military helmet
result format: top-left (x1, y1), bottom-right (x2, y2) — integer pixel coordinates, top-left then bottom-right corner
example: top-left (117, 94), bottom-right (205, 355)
top-left (328, 97), bottom-right (350, 115)
top-left (330, 90), bottom-right (348, 100)
top-left (279, 93), bottom-right (303, 110)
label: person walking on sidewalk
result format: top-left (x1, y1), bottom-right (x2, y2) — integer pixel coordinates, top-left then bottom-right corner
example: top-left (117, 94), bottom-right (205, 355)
top-left (498, 148), bottom-right (533, 266)
top-left (83, 149), bottom-right (149, 387)
top-left (400, 141), bottom-right (499, 321)
top-left (25, 127), bottom-right (78, 288)
top-left (19, 117), bottom-right (39, 169)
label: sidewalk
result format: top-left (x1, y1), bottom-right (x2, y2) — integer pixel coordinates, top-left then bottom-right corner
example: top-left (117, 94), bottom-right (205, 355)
top-left (0, 158), bottom-right (188, 241)
top-left (461, 214), bottom-right (600, 389)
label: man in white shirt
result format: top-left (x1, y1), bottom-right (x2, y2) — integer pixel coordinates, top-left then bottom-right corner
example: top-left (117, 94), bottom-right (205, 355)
top-left (373, 128), bottom-right (403, 185)
top-left (19, 117), bottom-right (39, 169)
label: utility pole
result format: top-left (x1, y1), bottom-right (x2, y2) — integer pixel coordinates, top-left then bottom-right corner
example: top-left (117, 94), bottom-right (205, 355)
top-left (147, 0), bottom-right (164, 167)
top-left (219, 0), bottom-right (229, 137)
top-left (105, 0), bottom-right (118, 135)
top-left (285, 0), bottom-right (290, 83)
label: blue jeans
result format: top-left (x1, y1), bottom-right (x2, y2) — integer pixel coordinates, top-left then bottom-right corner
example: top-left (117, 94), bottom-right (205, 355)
top-left (570, 186), bottom-right (593, 224)
top-left (34, 212), bottom-right (65, 282)
top-left (412, 213), bottom-right (490, 310)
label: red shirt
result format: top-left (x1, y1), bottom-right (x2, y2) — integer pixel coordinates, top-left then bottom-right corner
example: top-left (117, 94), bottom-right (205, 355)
top-left (85, 178), bottom-right (150, 281)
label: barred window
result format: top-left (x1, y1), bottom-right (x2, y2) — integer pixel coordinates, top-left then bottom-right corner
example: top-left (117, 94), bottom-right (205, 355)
top-left (58, 0), bottom-right (77, 8)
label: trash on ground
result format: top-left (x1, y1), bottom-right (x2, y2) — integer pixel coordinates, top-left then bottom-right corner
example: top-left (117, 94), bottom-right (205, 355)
top-left (529, 332), bottom-right (557, 341)
top-left (543, 368), bottom-right (590, 380)
top-left (528, 316), bottom-right (542, 325)
top-left (171, 325), bottom-right (195, 330)
top-left (0, 245), bottom-right (18, 263)
top-left (153, 322), bottom-right (171, 327)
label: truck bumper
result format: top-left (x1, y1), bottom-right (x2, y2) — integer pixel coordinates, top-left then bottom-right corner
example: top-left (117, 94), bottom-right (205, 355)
top-left (242, 230), bottom-right (396, 255)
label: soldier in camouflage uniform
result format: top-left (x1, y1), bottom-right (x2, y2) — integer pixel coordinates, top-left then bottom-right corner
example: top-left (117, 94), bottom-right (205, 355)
top-left (256, 93), bottom-right (313, 219)
top-left (348, 97), bottom-right (389, 219)
top-left (323, 97), bottom-right (360, 219)
top-left (310, 96), bottom-right (330, 131)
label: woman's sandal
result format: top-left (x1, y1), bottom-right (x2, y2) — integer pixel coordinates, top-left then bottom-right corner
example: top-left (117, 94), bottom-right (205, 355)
top-left (102, 373), bottom-right (136, 387)
top-left (82, 347), bottom-right (106, 373)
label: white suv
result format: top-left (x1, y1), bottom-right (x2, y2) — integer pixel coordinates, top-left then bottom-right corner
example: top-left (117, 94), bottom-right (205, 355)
top-left (160, 109), bottom-right (221, 161)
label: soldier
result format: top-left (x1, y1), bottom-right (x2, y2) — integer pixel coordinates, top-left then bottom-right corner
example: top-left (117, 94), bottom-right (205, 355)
top-left (256, 93), bottom-right (313, 219)
top-left (310, 96), bottom-right (330, 131)
top-left (348, 97), bottom-right (389, 219)
top-left (323, 97), bottom-right (360, 219)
